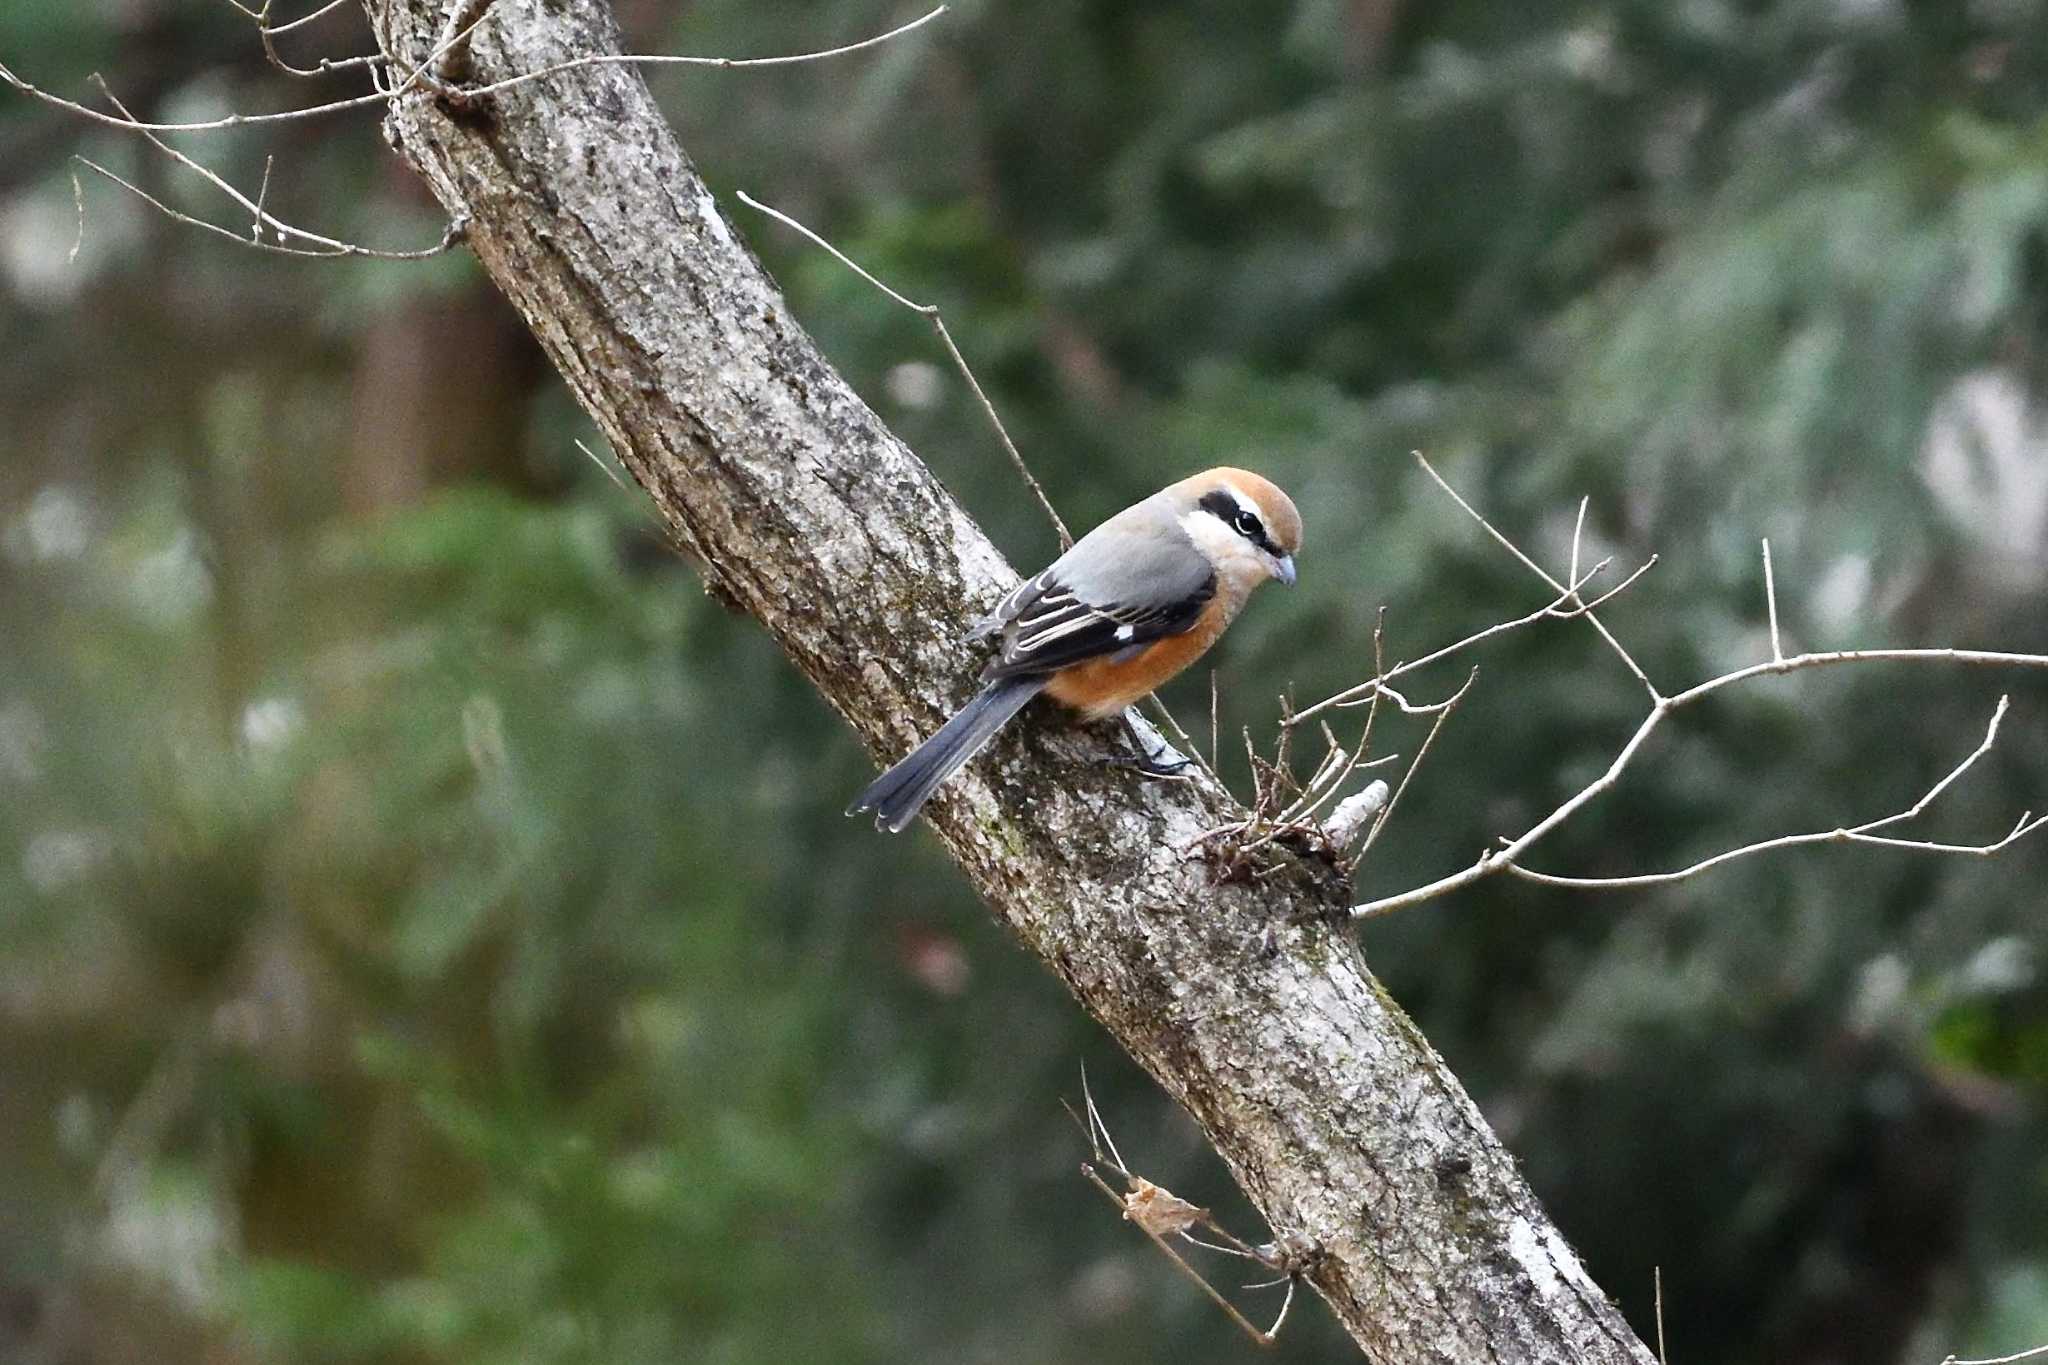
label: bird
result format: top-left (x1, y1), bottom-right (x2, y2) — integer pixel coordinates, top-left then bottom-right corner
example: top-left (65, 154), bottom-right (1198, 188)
top-left (849, 466), bottom-right (1302, 832)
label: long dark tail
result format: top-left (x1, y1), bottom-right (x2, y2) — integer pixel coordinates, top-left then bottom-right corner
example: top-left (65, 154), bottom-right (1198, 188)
top-left (849, 676), bottom-right (1045, 832)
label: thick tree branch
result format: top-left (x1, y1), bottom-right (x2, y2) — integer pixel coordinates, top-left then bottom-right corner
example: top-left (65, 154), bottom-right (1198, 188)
top-left (358, 3), bottom-right (1656, 1360)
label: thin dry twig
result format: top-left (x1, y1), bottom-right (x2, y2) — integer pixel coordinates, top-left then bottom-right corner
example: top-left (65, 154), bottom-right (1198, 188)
top-left (1351, 645), bottom-right (2048, 920)
top-left (734, 188), bottom-right (1071, 550)
top-left (1314, 616), bottom-right (1396, 862)
top-left (571, 437), bottom-right (712, 587)
top-left (249, 153), bottom-right (274, 238)
top-left (0, 6), bottom-right (494, 134)
top-left (573, 438), bottom-right (639, 499)
top-left (1654, 1267), bottom-right (1668, 1365)
top-left (88, 74), bottom-right (446, 258)
top-left (66, 164), bottom-right (86, 264)
top-left (247, 0), bottom-right (382, 79)
top-left (1209, 669), bottom-right (1223, 773)
top-left (1289, 551), bottom-right (1653, 730)
top-left (74, 155), bottom-right (463, 260)
top-left (1569, 496), bottom-right (1589, 588)
top-left (259, 0), bottom-right (353, 38)
top-left (1942, 1346), bottom-right (2048, 1365)
top-left (1185, 616), bottom-right (1406, 868)
top-left (1358, 666), bottom-right (1477, 859)
top-left (455, 5), bottom-right (949, 100)
top-left (1345, 464), bottom-right (2048, 921)
top-left (45, 6), bottom-right (949, 262)
top-left (1762, 537), bottom-right (1784, 662)
top-left (1506, 696), bottom-right (2047, 889)
top-left (1066, 1065), bottom-right (1314, 1347)
top-left (1413, 450), bottom-right (1663, 703)
top-left (0, 5), bottom-right (947, 135)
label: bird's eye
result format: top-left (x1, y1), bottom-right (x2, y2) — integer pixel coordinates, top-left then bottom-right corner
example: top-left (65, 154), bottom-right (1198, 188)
top-left (1233, 509), bottom-right (1263, 539)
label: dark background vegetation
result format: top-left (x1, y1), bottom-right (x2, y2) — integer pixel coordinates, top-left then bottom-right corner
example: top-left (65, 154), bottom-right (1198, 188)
top-left (3, 2), bottom-right (2047, 1361)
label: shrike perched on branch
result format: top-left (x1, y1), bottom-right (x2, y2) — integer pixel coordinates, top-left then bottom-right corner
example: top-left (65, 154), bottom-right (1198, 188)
top-left (850, 467), bottom-right (1303, 831)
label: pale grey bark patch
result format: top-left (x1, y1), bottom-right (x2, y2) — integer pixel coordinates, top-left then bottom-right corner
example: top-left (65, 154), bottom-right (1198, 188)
top-left (359, 3), bottom-right (1658, 1360)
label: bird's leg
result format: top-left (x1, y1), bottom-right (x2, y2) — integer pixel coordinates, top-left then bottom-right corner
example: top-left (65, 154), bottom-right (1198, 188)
top-left (1105, 711), bottom-right (1193, 778)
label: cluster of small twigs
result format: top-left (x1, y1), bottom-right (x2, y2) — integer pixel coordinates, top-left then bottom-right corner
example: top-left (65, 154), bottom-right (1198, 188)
top-left (1180, 491), bottom-right (1649, 882)
top-left (1066, 1066), bottom-right (1321, 1347)
top-left (3, 0), bottom-right (950, 264)
top-left (1332, 455), bottom-right (2048, 921)
top-left (1164, 441), bottom-right (2048, 917)
top-left (1179, 677), bottom-right (1399, 884)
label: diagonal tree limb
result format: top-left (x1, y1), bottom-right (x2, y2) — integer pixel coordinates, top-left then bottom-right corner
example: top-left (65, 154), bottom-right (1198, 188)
top-left (358, 3), bottom-right (1656, 1360)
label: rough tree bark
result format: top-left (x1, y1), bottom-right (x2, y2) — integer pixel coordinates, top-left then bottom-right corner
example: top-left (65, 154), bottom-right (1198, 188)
top-left (362, 4), bottom-right (1657, 1361)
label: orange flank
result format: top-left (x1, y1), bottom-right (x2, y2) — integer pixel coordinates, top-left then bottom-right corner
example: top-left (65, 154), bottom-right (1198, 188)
top-left (1043, 592), bottom-right (1242, 719)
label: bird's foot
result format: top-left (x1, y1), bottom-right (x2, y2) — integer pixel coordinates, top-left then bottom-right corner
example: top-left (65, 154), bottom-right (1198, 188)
top-left (1105, 749), bottom-right (1194, 777)
top-left (1106, 715), bottom-right (1194, 778)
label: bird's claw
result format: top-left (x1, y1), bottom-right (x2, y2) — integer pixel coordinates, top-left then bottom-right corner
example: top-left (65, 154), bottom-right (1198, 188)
top-left (1109, 716), bottom-right (1194, 778)
top-left (1106, 750), bottom-right (1194, 778)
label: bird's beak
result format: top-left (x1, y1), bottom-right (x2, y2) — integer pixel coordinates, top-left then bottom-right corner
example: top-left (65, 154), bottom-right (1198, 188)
top-left (1272, 554), bottom-right (1297, 587)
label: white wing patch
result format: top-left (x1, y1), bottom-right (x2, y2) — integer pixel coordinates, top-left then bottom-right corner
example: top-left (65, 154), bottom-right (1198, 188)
top-left (978, 528), bottom-right (1219, 679)
top-left (1012, 603), bottom-right (1114, 654)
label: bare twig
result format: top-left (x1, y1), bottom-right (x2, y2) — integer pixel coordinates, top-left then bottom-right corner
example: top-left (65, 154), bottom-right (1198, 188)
top-left (2, 64), bottom-right (388, 133)
top-left (1359, 667), bottom-right (1477, 859)
top-left (1654, 1267), bottom-right (1668, 1365)
top-left (248, 153), bottom-right (274, 239)
top-left (1665, 646), bottom-right (2048, 705)
top-left (1210, 669), bottom-right (1222, 773)
top-left (1068, 1066), bottom-right (1314, 1347)
top-left (1582, 556), bottom-right (1661, 611)
top-left (1762, 538), bottom-right (1784, 662)
top-left (48, 5), bottom-right (942, 262)
top-left (735, 188), bottom-right (1071, 551)
top-left (573, 437), bottom-right (637, 498)
top-left (249, 0), bottom-right (383, 79)
top-left (1289, 552), bottom-right (1648, 730)
top-left (1351, 629), bottom-right (2048, 921)
top-left (1319, 616), bottom-right (1394, 860)
top-left (260, 0), bottom-right (353, 38)
top-left (0, 5), bottom-right (947, 135)
top-left (74, 156), bottom-right (463, 260)
top-left (67, 164), bottom-right (86, 264)
top-left (1414, 451), bottom-right (1663, 703)
top-left (1942, 1346), bottom-right (2048, 1365)
top-left (456, 5), bottom-right (949, 100)
top-left (1333, 454), bottom-right (2048, 920)
top-left (1568, 496), bottom-right (1589, 590)
top-left (1506, 696), bottom-right (2047, 889)
top-left (1353, 698), bottom-right (1659, 920)
top-left (1183, 617), bottom-right (1405, 866)
top-left (0, 7), bottom-right (493, 133)
top-left (71, 76), bottom-right (465, 260)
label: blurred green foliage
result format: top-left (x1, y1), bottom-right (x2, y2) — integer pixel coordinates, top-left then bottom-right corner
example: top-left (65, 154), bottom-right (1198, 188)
top-left (3, 2), bottom-right (2047, 1362)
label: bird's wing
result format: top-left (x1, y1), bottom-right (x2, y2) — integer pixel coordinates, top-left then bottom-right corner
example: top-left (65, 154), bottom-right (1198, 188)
top-left (979, 522), bottom-right (1215, 680)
